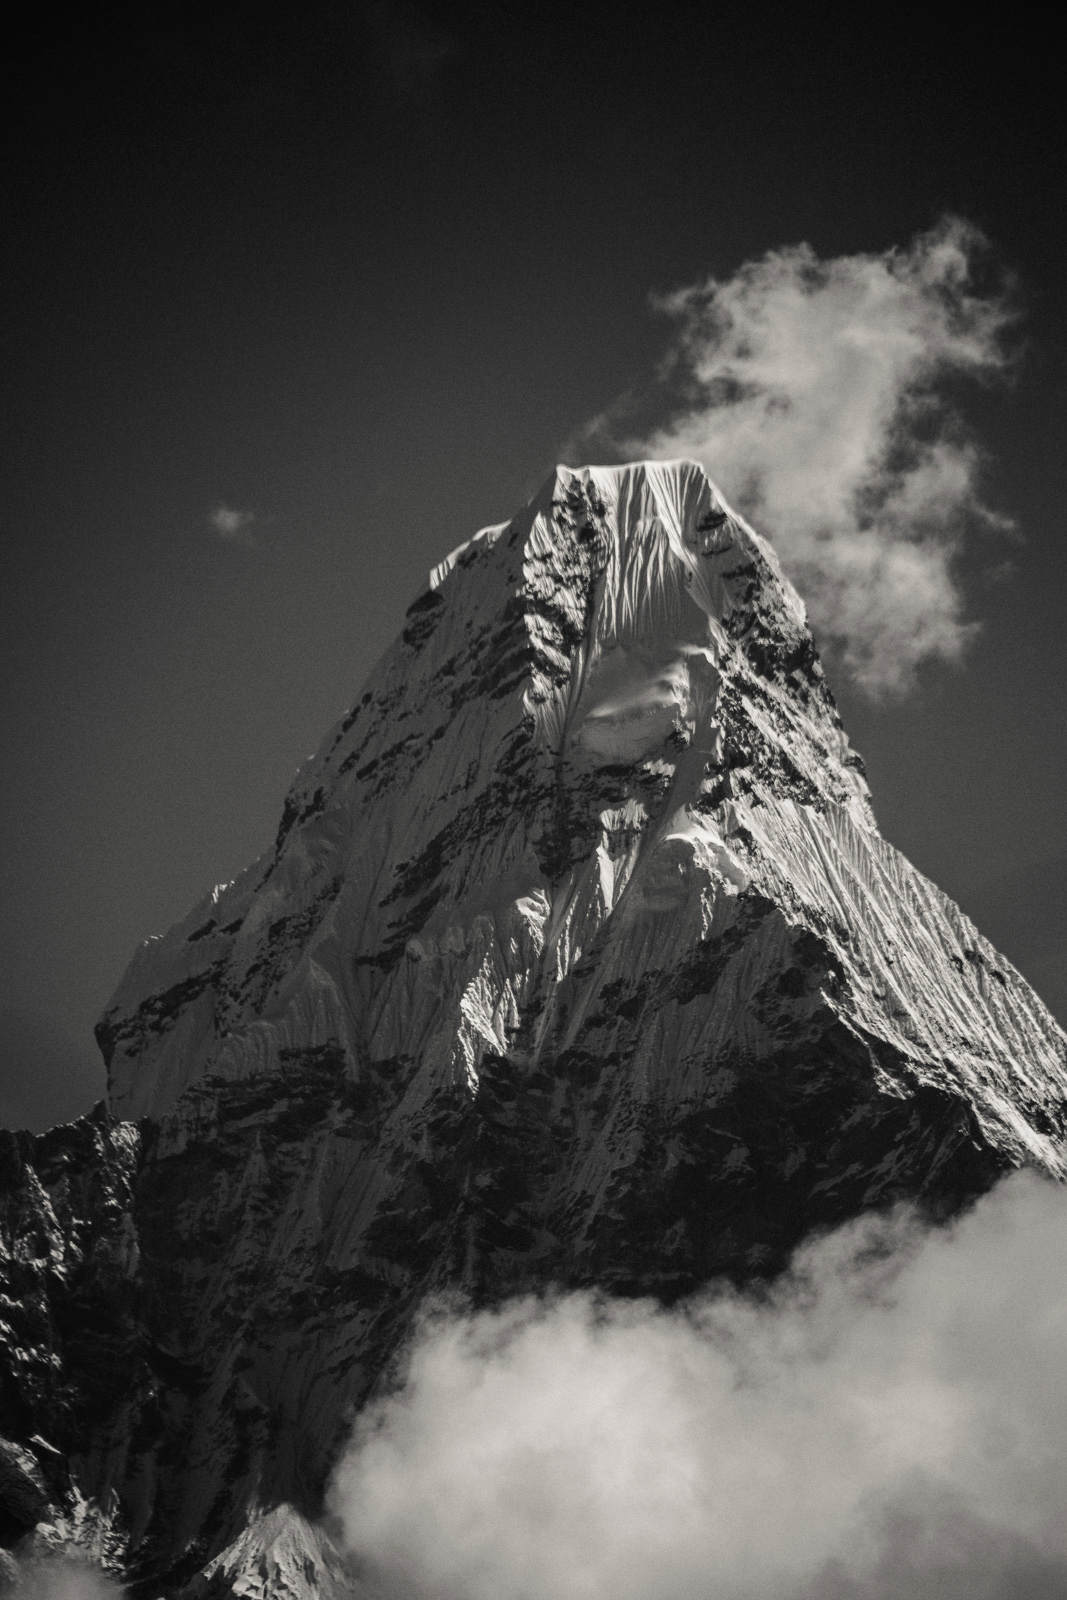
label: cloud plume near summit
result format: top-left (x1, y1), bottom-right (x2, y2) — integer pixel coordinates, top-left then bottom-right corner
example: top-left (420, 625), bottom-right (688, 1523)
top-left (330, 1173), bottom-right (1067, 1600)
top-left (586, 217), bottom-right (1017, 695)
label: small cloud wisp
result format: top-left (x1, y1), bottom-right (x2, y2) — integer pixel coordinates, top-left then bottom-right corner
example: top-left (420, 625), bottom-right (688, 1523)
top-left (208, 504), bottom-right (257, 547)
top-left (586, 216), bottom-right (1017, 695)
top-left (329, 1171), bottom-right (1067, 1600)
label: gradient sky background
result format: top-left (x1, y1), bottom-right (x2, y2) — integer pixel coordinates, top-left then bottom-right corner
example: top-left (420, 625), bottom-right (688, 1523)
top-left (1, 3), bottom-right (1064, 1130)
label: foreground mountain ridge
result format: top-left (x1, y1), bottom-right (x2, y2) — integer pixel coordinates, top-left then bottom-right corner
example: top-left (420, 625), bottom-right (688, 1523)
top-left (2, 460), bottom-right (1065, 1594)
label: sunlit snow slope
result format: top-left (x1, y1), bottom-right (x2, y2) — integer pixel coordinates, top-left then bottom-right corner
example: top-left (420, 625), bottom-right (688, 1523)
top-left (104, 460), bottom-right (1066, 1162)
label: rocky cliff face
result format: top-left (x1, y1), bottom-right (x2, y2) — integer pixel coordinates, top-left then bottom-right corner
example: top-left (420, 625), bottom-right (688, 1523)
top-left (0, 1109), bottom-right (140, 1570)
top-left (3, 461), bottom-right (1066, 1595)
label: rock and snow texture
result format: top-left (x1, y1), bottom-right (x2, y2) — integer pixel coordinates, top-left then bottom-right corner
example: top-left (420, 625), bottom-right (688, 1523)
top-left (4, 460), bottom-right (1067, 1593)
top-left (0, 1109), bottom-right (139, 1563)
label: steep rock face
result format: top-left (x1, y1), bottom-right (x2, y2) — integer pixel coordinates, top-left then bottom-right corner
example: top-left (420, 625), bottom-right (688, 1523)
top-left (3, 460), bottom-right (1066, 1593)
top-left (0, 1107), bottom-right (142, 1562)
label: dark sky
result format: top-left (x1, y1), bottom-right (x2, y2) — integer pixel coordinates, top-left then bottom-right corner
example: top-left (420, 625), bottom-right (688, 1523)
top-left (2, 3), bottom-right (1064, 1130)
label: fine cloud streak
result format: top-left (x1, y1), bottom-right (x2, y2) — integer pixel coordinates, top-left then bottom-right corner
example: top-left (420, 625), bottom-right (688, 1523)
top-left (330, 1172), bottom-right (1067, 1600)
top-left (585, 217), bottom-right (1016, 695)
top-left (208, 504), bottom-right (257, 546)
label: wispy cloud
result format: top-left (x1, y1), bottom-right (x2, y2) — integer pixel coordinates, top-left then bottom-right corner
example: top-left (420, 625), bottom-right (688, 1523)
top-left (330, 1172), bottom-right (1067, 1600)
top-left (3, 1554), bottom-right (121, 1597)
top-left (583, 217), bottom-right (1017, 696)
top-left (208, 504), bottom-right (257, 547)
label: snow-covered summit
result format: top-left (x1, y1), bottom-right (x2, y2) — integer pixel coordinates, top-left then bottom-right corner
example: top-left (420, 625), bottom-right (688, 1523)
top-left (100, 460), bottom-right (876, 1118)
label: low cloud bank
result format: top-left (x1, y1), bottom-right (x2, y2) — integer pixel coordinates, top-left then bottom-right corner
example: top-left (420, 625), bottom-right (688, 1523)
top-left (587, 217), bottom-right (1017, 695)
top-left (330, 1172), bottom-right (1067, 1600)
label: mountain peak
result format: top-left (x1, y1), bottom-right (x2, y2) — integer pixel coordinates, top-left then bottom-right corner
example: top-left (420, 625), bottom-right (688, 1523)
top-left (100, 458), bottom-right (874, 1122)
top-left (4, 464), bottom-right (1064, 1593)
